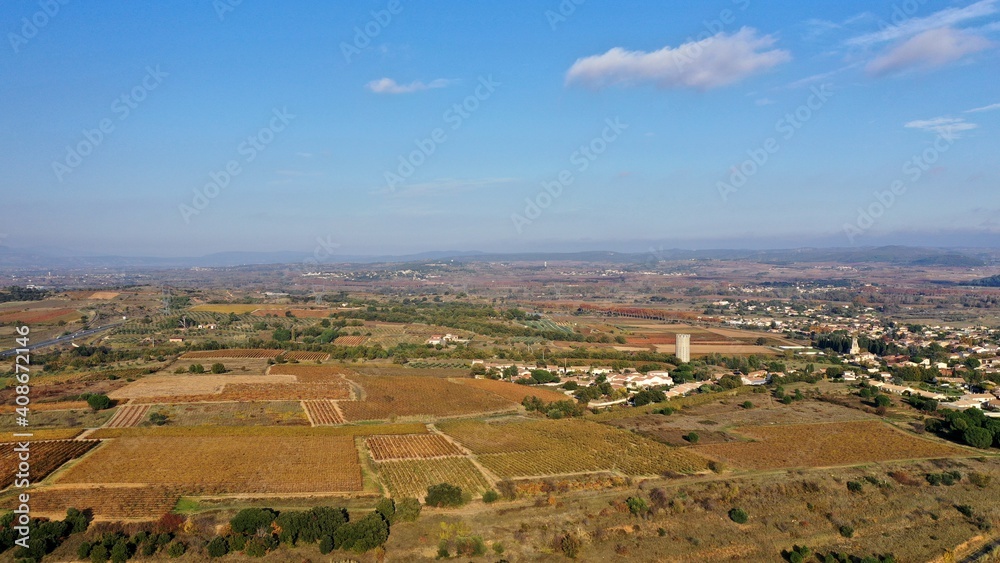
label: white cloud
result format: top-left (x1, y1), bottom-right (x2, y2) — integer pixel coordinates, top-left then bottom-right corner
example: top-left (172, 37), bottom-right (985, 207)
top-left (365, 77), bottom-right (457, 94)
top-left (866, 27), bottom-right (992, 76)
top-left (905, 116), bottom-right (979, 138)
top-left (847, 0), bottom-right (998, 47)
top-left (966, 102), bottom-right (1000, 112)
top-left (565, 27), bottom-right (791, 91)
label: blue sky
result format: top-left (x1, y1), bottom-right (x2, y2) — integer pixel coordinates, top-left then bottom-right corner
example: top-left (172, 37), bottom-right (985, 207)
top-left (2, 0), bottom-right (999, 257)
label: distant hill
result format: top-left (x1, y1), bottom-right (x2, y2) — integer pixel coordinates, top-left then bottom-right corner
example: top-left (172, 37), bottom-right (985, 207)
top-left (966, 275), bottom-right (1000, 287)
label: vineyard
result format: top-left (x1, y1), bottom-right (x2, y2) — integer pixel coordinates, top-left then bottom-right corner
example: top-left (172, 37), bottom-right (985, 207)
top-left (16, 485), bottom-right (181, 521)
top-left (0, 429), bottom-right (81, 442)
top-left (281, 351), bottom-right (331, 361)
top-left (189, 304), bottom-right (262, 314)
top-left (338, 375), bottom-right (515, 422)
top-left (456, 378), bottom-right (569, 403)
top-left (0, 308), bottom-right (78, 324)
top-left (104, 404), bottom-right (151, 428)
top-left (251, 308), bottom-right (334, 318)
top-left (89, 423), bottom-right (428, 439)
top-left (147, 402), bottom-right (309, 427)
top-left (406, 360), bottom-right (470, 369)
top-left (180, 349), bottom-right (284, 359)
top-left (0, 440), bottom-right (98, 488)
top-left (375, 458), bottom-right (491, 499)
top-left (56, 436), bottom-right (364, 494)
top-left (333, 335), bottom-right (368, 346)
top-left (366, 434), bottom-right (465, 461)
top-left (268, 364), bottom-right (355, 383)
top-left (439, 419), bottom-right (711, 478)
top-left (303, 400), bottom-right (345, 425)
top-left (696, 420), bottom-right (968, 470)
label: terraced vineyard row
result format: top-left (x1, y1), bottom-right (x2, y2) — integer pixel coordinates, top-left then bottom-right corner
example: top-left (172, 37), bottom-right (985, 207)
top-left (16, 485), bottom-right (181, 521)
top-left (366, 434), bottom-right (465, 461)
top-left (338, 375), bottom-right (514, 422)
top-left (0, 440), bottom-right (99, 489)
top-left (104, 404), bottom-right (150, 428)
top-left (440, 418), bottom-right (711, 478)
top-left (376, 458), bottom-right (492, 499)
top-left (181, 349), bottom-right (284, 359)
top-left (303, 400), bottom-right (344, 425)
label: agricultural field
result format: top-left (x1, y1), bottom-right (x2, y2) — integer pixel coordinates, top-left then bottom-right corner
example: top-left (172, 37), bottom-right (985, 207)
top-left (56, 436), bottom-right (363, 494)
top-left (145, 402), bottom-right (309, 426)
top-left (89, 422), bottom-right (428, 440)
top-left (302, 400), bottom-right (344, 425)
top-left (281, 351), bottom-right (330, 361)
top-left (0, 428), bottom-right (82, 442)
top-left (107, 373), bottom-right (297, 400)
top-left (251, 308), bottom-right (334, 318)
top-left (189, 304), bottom-right (263, 314)
top-left (338, 375), bottom-right (515, 422)
top-left (0, 408), bottom-right (113, 430)
top-left (366, 434), bottom-right (465, 461)
top-left (333, 335), bottom-right (368, 346)
top-left (440, 418), bottom-right (711, 478)
top-left (268, 363), bottom-right (354, 383)
top-left (180, 348), bottom-right (284, 359)
top-left (455, 377), bottom-right (569, 403)
top-left (376, 458), bottom-right (492, 500)
top-left (13, 485), bottom-right (182, 521)
top-left (0, 440), bottom-right (98, 488)
top-left (103, 404), bottom-right (151, 428)
top-left (0, 308), bottom-right (79, 324)
top-left (696, 420), bottom-right (969, 470)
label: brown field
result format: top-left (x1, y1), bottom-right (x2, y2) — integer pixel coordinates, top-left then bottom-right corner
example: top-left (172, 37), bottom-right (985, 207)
top-left (281, 351), bottom-right (330, 361)
top-left (366, 434), bottom-right (465, 461)
top-left (146, 402), bottom-right (309, 427)
top-left (107, 374), bottom-right (297, 400)
top-left (180, 349), bottom-right (284, 359)
top-left (303, 400), bottom-right (344, 425)
top-left (0, 440), bottom-right (98, 488)
top-left (267, 363), bottom-right (354, 383)
top-left (57, 436), bottom-right (363, 494)
top-left (376, 458), bottom-right (492, 500)
top-left (456, 378), bottom-right (569, 403)
top-left (338, 375), bottom-right (515, 422)
top-left (89, 423), bottom-right (428, 439)
top-left (0, 428), bottom-right (82, 442)
top-left (0, 400), bottom-right (89, 414)
top-left (0, 308), bottom-right (78, 324)
top-left (88, 291), bottom-right (120, 300)
top-left (696, 420), bottom-right (969, 470)
top-left (15, 484), bottom-right (181, 520)
top-left (190, 304), bottom-right (262, 314)
top-left (440, 418), bottom-right (710, 478)
top-left (104, 404), bottom-right (151, 428)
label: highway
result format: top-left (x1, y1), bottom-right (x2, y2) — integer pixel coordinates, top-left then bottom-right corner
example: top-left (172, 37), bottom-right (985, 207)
top-left (0, 321), bottom-right (123, 358)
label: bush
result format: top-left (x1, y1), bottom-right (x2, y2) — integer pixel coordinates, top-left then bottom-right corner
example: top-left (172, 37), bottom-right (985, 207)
top-left (166, 542), bottom-right (186, 558)
top-left (86, 393), bottom-right (113, 411)
top-left (847, 481), bottom-right (863, 493)
top-left (395, 497), bottom-right (422, 521)
top-left (207, 537), bottom-right (229, 557)
top-left (230, 508), bottom-right (277, 535)
top-left (110, 541), bottom-right (129, 563)
top-left (210, 362), bottom-right (226, 374)
top-left (156, 513), bottom-right (184, 534)
top-left (482, 489), bottom-right (500, 503)
top-left (149, 411), bottom-right (169, 426)
top-left (559, 534), bottom-right (582, 559)
top-left (188, 363), bottom-right (205, 374)
top-left (375, 497), bottom-right (396, 524)
top-left (839, 525), bottom-right (854, 538)
top-left (729, 508), bottom-right (748, 524)
top-left (319, 535), bottom-right (334, 554)
top-left (90, 544), bottom-right (109, 563)
top-left (964, 426), bottom-right (994, 449)
top-left (685, 432), bottom-right (699, 444)
top-left (78, 541), bottom-right (93, 560)
top-left (653, 407), bottom-right (675, 416)
top-left (875, 394), bottom-right (891, 408)
top-left (425, 483), bottom-right (464, 507)
top-left (741, 401), bottom-right (754, 409)
top-left (334, 512), bottom-right (389, 552)
top-left (626, 496), bottom-right (648, 515)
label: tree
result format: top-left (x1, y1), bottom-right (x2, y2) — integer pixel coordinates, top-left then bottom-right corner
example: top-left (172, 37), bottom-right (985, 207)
top-left (188, 363), bottom-right (205, 373)
top-left (272, 328), bottom-right (292, 342)
top-left (207, 537), bottom-right (229, 557)
top-left (166, 542), bottom-right (186, 558)
top-left (334, 513), bottom-right (389, 552)
top-left (86, 394), bottom-right (112, 411)
top-left (375, 497), bottom-right (396, 524)
top-left (230, 508), bottom-right (277, 535)
top-left (875, 394), bottom-right (891, 408)
top-left (425, 483), bottom-right (464, 507)
top-left (626, 496), bottom-right (648, 515)
top-left (149, 411), bottom-right (169, 426)
top-left (210, 362), bottom-right (226, 374)
top-left (728, 507), bottom-right (748, 524)
top-left (964, 426), bottom-right (994, 449)
top-left (482, 489), bottom-right (500, 503)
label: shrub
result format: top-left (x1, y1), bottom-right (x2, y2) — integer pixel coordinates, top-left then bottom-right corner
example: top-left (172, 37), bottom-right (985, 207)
top-left (395, 497), bottom-right (422, 521)
top-left (685, 432), bottom-right (700, 444)
top-left (78, 541), bottom-right (93, 560)
top-left (455, 535), bottom-right (486, 556)
top-left (207, 537), bottom-right (229, 557)
top-left (875, 394), bottom-right (891, 408)
top-left (375, 497), bottom-right (396, 524)
top-left (210, 362), bottom-right (226, 374)
top-left (729, 508), bottom-right (748, 524)
top-left (230, 508), bottom-right (277, 535)
top-left (334, 513), bottom-right (389, 552)
top-left (166, 542), bottom-right (186, 558)
top-left (839, 525), bottom-right (854, 538)
top-left (741, 401), bottom-right (754, 409)
top-left (319, 535), bottom-right (334, 554)
top-left (847, 481), bottom-right (863, 493)
top-left (626, 496), bottom-right (648, 516)
top-left (244, 537), bottom-right (268, 557)
top-left (149, 411), bottom-right (169, 425)
top-left (653, 407), bottom-right (675, 416)
top-left (90, 544), bottom-right (109, 563)
top-left (426, 483), bottom-right (464, 507)
top-left (188, 364), bottom-right (205, 374)
top-left (964, 426), bottom-right (993, 449)
top-left (970, 472), bottom-right (992, 488)
top-left (559, 534), bottom-right (582, 559)
top-left (110, 541), bottom-right (129, 563)
top-left (156, 513), bottom-right (184, 534)
top-left (482, 489), bottom-right (500, 503)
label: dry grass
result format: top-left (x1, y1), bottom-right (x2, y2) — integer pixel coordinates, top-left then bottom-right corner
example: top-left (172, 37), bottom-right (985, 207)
top-left (108, 374), bottom-right (296, 400)
top-left (57, 436), bottom-right (363, 494)
top-left (696, 420), bottom-right (969, 470)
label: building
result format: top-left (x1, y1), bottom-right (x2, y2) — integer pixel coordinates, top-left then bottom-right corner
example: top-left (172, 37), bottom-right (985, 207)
top-left (675, 333), bottom-right (691, 363)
